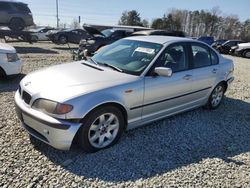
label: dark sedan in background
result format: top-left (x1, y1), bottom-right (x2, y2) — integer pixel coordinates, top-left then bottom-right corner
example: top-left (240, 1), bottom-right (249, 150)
top-left (79, 28), bottom-right (133, 55)
top-left (47, 28), bottom-right (93, 44)
top-left (216, 40), bottom-right (244, 54)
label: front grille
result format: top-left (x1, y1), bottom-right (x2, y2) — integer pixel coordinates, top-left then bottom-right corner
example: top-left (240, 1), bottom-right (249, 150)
top-left (22, 90), bottom-right (32, 104)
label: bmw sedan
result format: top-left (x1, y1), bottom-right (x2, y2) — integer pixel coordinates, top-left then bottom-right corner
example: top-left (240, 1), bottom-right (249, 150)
top-left (15, 36), bottom-right (234, 152)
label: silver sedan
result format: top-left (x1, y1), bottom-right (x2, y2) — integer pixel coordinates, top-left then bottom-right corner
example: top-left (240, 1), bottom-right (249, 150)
top-left (15, 36), bottom-right (234, 152)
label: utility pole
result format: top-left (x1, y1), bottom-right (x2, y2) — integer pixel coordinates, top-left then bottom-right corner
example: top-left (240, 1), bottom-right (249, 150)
top-left (56, 0), bottom-right (59, 28)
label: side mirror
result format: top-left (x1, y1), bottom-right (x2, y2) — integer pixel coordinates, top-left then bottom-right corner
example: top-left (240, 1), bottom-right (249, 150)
top-left (154, 67), bottom-right (172, 77)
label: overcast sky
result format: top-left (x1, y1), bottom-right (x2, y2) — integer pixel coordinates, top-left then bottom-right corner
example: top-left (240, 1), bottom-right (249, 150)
top-left (21, 0), bottom-right (250, 27)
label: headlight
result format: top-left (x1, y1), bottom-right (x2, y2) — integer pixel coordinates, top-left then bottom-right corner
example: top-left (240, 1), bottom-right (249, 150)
top-left (87, 40), bottom-right (96, 44)
top-left (7, 53), bottom-right (19, 62)
top-left (32, 99), bottom-right (73, 115)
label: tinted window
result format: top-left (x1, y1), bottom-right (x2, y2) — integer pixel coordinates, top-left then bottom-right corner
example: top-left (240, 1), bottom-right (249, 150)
top-left (156, 44), bottom-right (188, 72)
top-left (13, 3), bottom-right (31, 13)
top-left (191, 44), bottom-right (211, 68)
top-left (0, 2), bottom-right (11, 10)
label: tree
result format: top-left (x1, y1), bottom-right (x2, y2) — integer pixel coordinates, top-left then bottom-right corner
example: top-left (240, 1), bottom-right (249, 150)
top-left (151, 18), bottom-right (164, 29)
top-left (118, 10), bottom-right (143, 26)
top-left (70, 19), bottom-right (80, 29)
top-left (142, 19), bottom-right (149, 28)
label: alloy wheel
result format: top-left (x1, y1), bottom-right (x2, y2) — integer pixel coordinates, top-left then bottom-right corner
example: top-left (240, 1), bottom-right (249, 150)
top-left (88, 113), bottom-right (119, 148)
top-left (211, 85), bottom-right (224, 107)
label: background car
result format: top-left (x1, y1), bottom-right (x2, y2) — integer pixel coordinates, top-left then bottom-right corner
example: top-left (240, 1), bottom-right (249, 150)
top-left (79, 28), bottom-right (133, 55)
top-left (197, 36), bottom-right (214, 45)
top-left (131, 30), bottom-right (186, 37)
top-left (0, 0), bottom-right (34, 31)
top-left (211, 39), bottom-right (227, 49)
top-left (15, 36), bottom-right (234, 152)
top-left (47, 28), bottom-right (91, 44)
top-left (0, 42), bottom-right (22, 78)
top-left (233, 42), bottom-right (250, 58)
top-left (30, 27), bottom-right (55, 41)
top-left (216, 40), bottom-right (244, 54)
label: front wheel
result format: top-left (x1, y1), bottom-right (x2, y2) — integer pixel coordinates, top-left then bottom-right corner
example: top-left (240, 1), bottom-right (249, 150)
top-left (243, 50), bottom-right (250, 58)
top-left (77, 106), bottom-right (125, 152)
top-left (205, 83), bottom-right (226, 109)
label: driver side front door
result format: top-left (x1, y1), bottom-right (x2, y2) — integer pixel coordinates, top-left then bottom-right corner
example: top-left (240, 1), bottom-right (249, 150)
top-left (142, 43), bottom-right (195, 122)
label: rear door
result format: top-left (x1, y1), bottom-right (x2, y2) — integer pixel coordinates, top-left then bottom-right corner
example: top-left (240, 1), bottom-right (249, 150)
top-left (188, 42), bottom-right (220, 102)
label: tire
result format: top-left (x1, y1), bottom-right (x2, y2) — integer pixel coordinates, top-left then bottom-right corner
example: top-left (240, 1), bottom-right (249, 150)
top-left (243, 50), bottom-right (250, 58)
top-left (58, 35), bottom-right (68, 44)
top-left (9, 18), bottom-right (25, 31)
top-left (31, 35), bottom-right (38, 42)
top-left (0, 67), bottom-right (7, 79)
top-left (205, 83), bottom-right (226, 110)
top-left (77, 106), bottom-right (125, 153)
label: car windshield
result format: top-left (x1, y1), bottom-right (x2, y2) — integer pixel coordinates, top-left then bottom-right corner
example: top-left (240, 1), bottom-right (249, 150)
top-left (91, 39), bottom-right (162, 76)
top-left (101, 29), bottom-right (114, 37)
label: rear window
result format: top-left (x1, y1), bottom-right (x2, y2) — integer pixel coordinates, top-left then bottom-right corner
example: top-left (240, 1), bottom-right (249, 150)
top-left (13, 3), bottom-right (31, 13)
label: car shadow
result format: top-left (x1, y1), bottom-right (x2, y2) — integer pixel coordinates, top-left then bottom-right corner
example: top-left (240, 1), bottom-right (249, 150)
top-left (53, 47), bottom-right (78, 51)
top-left (14, 47), bottom-right (58, 54)
top-left (0, 73), bottom-right (25, 93)
top-left (26, 97), bottom-right (250, 182)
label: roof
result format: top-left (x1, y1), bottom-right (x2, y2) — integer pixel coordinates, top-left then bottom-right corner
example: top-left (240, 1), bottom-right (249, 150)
top-left (125, 35), bottom-right (193, 45)
top-left (0, 43), bottom-right (16, 53)
top-left (0, 0), bottom-right (26, 3)
top-left (83, 23), bottom-right (151, 30)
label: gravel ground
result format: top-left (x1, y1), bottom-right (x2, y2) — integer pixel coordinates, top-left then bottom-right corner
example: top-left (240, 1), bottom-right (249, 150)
top-left (0, 42), bottom-right (250, 188)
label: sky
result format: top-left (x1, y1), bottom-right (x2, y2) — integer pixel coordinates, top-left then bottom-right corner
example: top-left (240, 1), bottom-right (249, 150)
top-left (21, 0), bottom-right (250, 27)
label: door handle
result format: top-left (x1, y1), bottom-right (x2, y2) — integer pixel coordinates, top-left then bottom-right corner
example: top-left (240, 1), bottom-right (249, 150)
top-left (212, 68), bottom-right (218, 73)
top-left (183, 74), bottom-right (192, 80)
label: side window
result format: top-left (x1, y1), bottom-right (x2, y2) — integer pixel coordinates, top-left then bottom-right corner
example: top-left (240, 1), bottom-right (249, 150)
top-left (156, 44), bottom-right (188, 72)
top-left (191, 44), bottom-right (211, 68)
top-left (0, 2), bottom-right (11, 10)
top-left (210, 50), bottom-right (219, 65)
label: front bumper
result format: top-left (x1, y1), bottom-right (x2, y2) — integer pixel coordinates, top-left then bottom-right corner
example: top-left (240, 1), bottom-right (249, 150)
top-left (15, 91), bottom-right (82, 150)
top-left (234, 49), bottom-right (244, 57)
top-left (1, 60), bottom-right (22, 76)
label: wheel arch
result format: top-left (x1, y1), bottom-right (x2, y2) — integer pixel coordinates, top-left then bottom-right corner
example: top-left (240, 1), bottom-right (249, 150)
top-left (72, 101), bottom-right (128, 145)
top-left (80, 102), bottom-right (128, 128)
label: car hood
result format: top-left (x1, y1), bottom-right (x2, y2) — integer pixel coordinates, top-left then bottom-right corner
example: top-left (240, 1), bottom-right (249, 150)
top-left (83, 26), bottom-right (104, 36)
top-left (0, 43), bottom-right (16, 53)
top-left (20, 61), bottom-right (138, 102)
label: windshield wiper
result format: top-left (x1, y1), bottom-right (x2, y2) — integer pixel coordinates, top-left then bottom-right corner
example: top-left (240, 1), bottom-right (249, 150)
top-left (102, 63), bottom-right (123, 72)
top-left (88, 57), bottom-right (98, 65)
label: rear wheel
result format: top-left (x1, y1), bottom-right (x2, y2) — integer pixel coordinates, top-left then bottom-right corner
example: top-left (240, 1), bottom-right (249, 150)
top-left (205, 83), bottom-right (226, 109)
top-left (9, 18), bottom-right (25, 31)
top-left (58, 35), bottom-right (68, 44)
top-left (0, 67), bottom-right (7, 79)
top-left (77, 106), bottom-right (125, 153)
top-left (243, 50), bottom-right (250, 58)
top-left (31, 35), bottom-right (38, 42)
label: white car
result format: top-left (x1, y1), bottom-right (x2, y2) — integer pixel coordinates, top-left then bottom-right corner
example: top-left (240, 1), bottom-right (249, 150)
top-left (30, 28), bottom-right (55, 41)
top-left (234, 42), bottom-right (250, 58)
top-left (0, 43), bottom-right (22, 78)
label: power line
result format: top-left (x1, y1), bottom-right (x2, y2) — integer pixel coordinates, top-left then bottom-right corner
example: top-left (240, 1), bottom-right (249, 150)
top-left (56, 0), bottom-right (59, 28)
